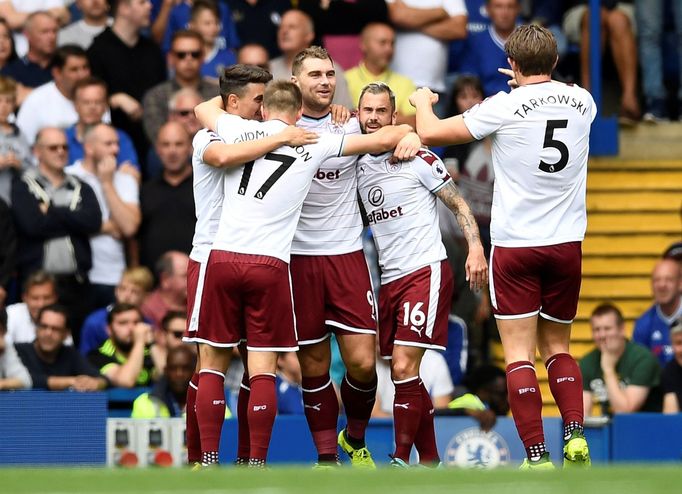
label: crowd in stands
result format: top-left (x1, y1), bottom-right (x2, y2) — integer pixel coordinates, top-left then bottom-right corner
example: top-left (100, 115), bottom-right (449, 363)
top-left (0, 0), bottom-right (680, 424)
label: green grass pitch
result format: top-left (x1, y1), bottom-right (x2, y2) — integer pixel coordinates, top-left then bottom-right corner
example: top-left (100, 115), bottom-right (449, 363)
top-left (1, 465), bottom-right (680, 494)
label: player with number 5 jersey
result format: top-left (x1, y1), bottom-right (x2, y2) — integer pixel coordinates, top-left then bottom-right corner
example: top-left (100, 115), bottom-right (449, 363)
top-left (411, 24), bottom-right (596, 470)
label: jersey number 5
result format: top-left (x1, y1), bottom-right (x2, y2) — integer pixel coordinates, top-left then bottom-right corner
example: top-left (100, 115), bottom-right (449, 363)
top-left (539, 119), bottom-right (569, 173)
top-left (238, 152), bottom-right (296, 199)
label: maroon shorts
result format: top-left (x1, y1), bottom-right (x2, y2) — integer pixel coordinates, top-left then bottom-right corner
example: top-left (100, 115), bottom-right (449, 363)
top-left (378, 260), bottom-right (454, 359)
top-left (489, 241), bottom-right (582, 323)
top-left (195, 250), bottom-right (298, 351)
top-left (290, 250), bottom-right (377, 346)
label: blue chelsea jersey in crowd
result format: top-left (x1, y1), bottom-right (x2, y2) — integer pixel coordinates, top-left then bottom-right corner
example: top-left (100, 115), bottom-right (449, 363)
top-left (633, 301), bottom-right (682, 367)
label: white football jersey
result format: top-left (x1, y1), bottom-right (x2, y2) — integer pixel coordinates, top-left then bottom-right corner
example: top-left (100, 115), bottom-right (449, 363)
top-left (189, 115), bottom-right (263, 263)
top-left (357, 148), bottom-right (451, 284)
top-left (462, 81), bottom-right (596, 247)
top-left (212, 119), bottom-right (346, 263)
top-left (291, 114), bottom-right (363, 256)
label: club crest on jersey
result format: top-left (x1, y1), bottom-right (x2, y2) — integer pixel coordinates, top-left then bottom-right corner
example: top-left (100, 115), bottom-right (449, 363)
top-left (432, 161), bottom-right (447, 178)
top-left (384, 159), bottom-right (402, 174)
top-left (444, 427), bottom-right (511, 469)
top-left (367, 186), bottom-right (384, 207)
top-left (327, 122), bottom-right (345, 134)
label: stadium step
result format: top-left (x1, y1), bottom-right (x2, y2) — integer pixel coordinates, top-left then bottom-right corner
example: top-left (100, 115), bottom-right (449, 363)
top-left (575, 299), bottom-right (651, 321)
top-left (582, 256), bottom-right (659, 276)
top-left (587, 171), bottom-right (682, 192)
top-left (580, 276), bottom-right (651, 299)
top-left (583, 234), bottom-right (678, 256)
top-left (586, 191), bottom-right (681, 212)
top-left (588, 213), bottom-right (681, 235)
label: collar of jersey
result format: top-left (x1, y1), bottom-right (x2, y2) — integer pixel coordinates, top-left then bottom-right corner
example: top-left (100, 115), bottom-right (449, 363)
top-left (301, 112), bottom-right (331, 122)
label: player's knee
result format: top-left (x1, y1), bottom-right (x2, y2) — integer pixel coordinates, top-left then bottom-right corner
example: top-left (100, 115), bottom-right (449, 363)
top-left (199, 344), bottom-right (230, 371)
top-left (297, 348), bottom-right (331, 376)
top-left (345, 356), bottom-right (376, 382)
top-left (390, 357), bottom-right (419, 382)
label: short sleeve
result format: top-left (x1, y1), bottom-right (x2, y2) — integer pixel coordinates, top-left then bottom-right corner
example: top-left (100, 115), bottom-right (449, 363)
top-left (321, 134), bottom-right (346, 160)
top-left (114, 172), bottom-right (139, 205)
top-left (412, 149), bottom-right (452, 193)
top-left (462, 92), bottom-right (508, 140)
top-left (215, 114), bottom-right (261, 142)
top-left (192, 129), bottom-right (224, 161)
top-left (443, 0), bottom-right (467, 16)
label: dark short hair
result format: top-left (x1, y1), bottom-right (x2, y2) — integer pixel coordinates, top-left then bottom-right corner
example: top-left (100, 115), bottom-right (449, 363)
top-left (49, 44), bottom-right (88, 71)
top-left (73, 76), bottom-right (108, 100)
top-left (358, 82), bottom-right (396, 114)
top-left (591, 302), bottom-right (625, 326)
top-left (22, 270), bottom-right (56, 295)
top-left (37, 303), bottom-right (69, 329)
top-left (170, 29), bottom-right (203, 48)
top-left (219, 64), bottom-right (272, 106)
top-left (107, 303), bottom-right (142, 325)
top-left (505, 24), bottom-right (557, 76)
top-left (191, 0), bottom-right (220, 20)
top-left (162, 311), bottom-right (187, 332)
top-left (292, 45), bottom-right (332, 76)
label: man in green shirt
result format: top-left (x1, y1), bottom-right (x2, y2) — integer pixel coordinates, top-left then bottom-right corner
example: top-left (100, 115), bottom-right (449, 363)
top-left (581, 303), bottom-right (662, 416)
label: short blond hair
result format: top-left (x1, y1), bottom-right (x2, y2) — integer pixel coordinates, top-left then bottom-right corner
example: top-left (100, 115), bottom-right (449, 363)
top-left (263, 80), bottom-right (303, 114)
top-left (0, 75), bottom-right (16, 97)
top-left (505, 24), bottom-right (557, 76)
top-left (121, 266), bottom-right (154, 293)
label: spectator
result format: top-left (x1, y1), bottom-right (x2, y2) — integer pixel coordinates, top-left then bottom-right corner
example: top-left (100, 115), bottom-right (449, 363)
top-left (189, 0), bottom-right (236, 82)
top-left (270, 9), bottom-right (353, 108)
top-left (563, 0), bottom-right (640, 124)
top-left (5, 271), bottom-right (59, 344)
top-left (142, 30), bottom-right (216, 143)
top-left (444, 364), bottom-right (509, 431)
top-left (66, 124), bottom-right (141, 308)
top-left (88, 302), bottom-right (159, 388)
top-left (345, 22), bottom-right (417, 124)
top-left (65, 77), bottom-right (139, 171)
top-left (150, 310), bottom-right (188, 374)
top-left (441, 75), bottom-right (493, 254)
top-left (386, 0), bottom-right (467, 110)
top-left (140, 251), bottom-right (188, 332)
top-left (1, 11), bottom-right (58, 98)
top-left (145, 87), bottom-right (202, 179)
top-left (0, 76), bottom-right (32, 205)
top-left (58, 0), bottom-right (112, 50)
top-left (79, 266), bottom-right (153, 356)
top-left (0, 307), bottom-right (32, 390)
top-left (87, 0), bottom-right (167, 168)
top-left (158, 0), bottom-right (239, 56)
top-left (581, 303), bottom-right (662, 416)
top-left (633, 258), bottom-right (682, 367)
top-left (662, 318), bottom-right (682, 413)
top-left (138, 123), bottom-right (194, 269)
top-left (373, 349), bottom-right (455, 416)
top-left (14, 303), bottom-right (107, 391)
top-left (664, 241), bottom-right (682, 264)
top-left (16, 44), bottom-right (91, 145)
top-left (225, 0), bottom-right (290, 58)
top-left (0, 197), bottom-right (15, 306)
top-left (0, 1), bottom-right (69, 33)
top-left (299, 0), bottom-right (389, 37)
top-left (0, 18), bottom-right (18, 72)
top-left (131, 345), bottom-right (197, 418)
top-left (459, 0), bottom-right (520, 97)
top-left (11, 127), bottom-right (102, 338)
top-left (237, 42), bottom-right (270, 70)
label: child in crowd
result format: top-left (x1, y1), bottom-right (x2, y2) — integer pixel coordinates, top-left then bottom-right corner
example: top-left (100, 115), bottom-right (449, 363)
top-left (0, 76), bottom-right (31, 205)
top-left (190, 0), bottom-right (236, 83)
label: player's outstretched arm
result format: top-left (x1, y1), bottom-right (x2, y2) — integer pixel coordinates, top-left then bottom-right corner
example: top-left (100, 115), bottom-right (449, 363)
top-left (203, 127), bottom-right (319, 168)
top-left (435, 181), bottom-right (487, 290)
top-left (341, 124), bottom-right (420, 158)
top-left (195, 96), bottom-right (225, 131)
top-left (410, 87), bottom-right (475, 146)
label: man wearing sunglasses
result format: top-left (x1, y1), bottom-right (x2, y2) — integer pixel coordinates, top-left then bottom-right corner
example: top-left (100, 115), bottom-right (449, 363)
top-left (143, 29), bottom-right (217, 144)
top-left (11, 127), bottom-right (102, 342)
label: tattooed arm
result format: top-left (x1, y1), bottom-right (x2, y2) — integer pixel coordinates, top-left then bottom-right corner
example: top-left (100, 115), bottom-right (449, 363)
top-left (435, 181), bottom-right (488, 290)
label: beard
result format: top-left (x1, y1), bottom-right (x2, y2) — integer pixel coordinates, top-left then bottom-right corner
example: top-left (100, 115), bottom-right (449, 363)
top-left (112, 335), bottom-right (134, 354)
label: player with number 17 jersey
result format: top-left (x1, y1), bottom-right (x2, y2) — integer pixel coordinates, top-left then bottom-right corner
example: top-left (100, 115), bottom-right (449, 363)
top-left (196, 119), bottom-right (345, 350)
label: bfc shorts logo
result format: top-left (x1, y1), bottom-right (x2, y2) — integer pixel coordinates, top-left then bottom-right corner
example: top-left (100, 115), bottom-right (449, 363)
top-left (368, 186), bottom-right (384, 207)
top-left (444, 427), bottom-right (511, 468)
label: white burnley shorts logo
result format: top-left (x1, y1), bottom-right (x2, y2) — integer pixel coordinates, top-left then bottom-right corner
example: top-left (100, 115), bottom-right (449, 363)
top-left (444, 427), bottom-right (511, 468)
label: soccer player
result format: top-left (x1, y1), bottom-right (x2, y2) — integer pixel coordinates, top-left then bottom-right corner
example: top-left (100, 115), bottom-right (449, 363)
top-left (355, 82), bottom-right (487, 467)
top-left (183, 64), bottom-right (319, 466)
top-left (193, 80), bottom-right (420, 467)
top-left (410, 24), bottom-right (596, 469)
